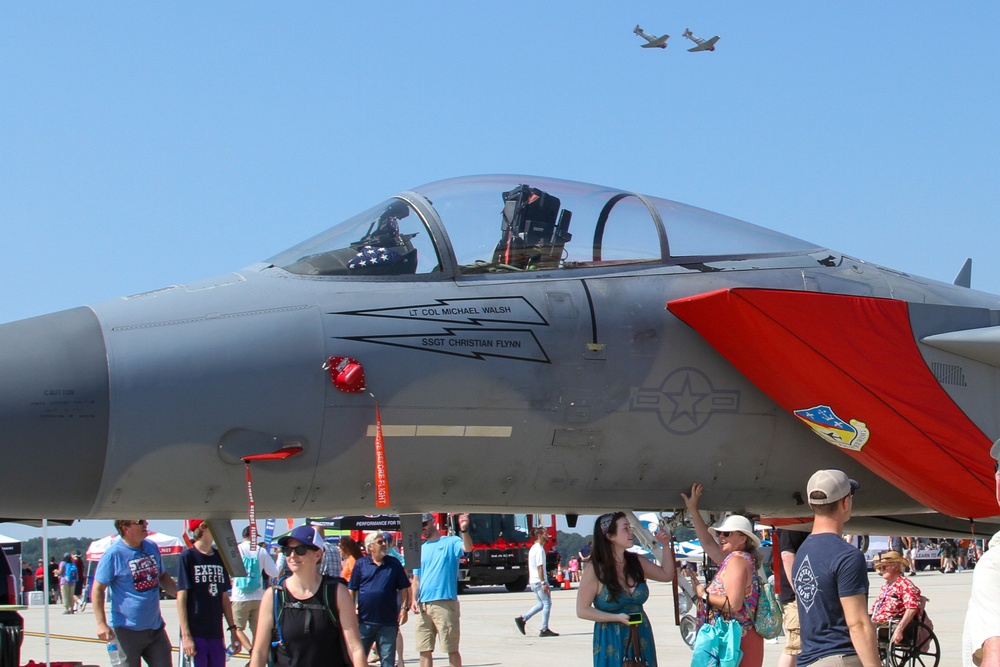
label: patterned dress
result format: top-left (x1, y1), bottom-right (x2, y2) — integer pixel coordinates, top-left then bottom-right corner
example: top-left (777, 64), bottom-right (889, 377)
top-left (697, 551), bottom-right (760, 632)
top-left (697, 551), bottom-right (763, 667)
top-left (871, 575), bottom-right (921, 623)
top-left (592, 582), bottom-right (657, 666)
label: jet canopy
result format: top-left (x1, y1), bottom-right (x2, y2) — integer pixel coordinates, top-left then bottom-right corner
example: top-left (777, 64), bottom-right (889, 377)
top-left (268, 175), bottom-right (820, 277)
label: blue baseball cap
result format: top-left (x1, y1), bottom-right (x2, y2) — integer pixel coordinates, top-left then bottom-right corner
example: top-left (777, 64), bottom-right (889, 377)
top-left (277, 525), bottom-right (325, 550)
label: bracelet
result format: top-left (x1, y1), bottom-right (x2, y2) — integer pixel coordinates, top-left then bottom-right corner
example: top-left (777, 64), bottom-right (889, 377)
top-left (228, 625), bottom-right (238, 631)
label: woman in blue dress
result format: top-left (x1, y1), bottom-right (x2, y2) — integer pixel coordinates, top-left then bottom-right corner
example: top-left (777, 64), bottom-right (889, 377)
top-left (576, 512), bottom-right (676, 666)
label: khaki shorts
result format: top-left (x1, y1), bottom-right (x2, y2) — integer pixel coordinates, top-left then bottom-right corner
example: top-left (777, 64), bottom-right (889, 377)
top-left (232, 600), bottom-right (261, 638)
top-left (782, 601), bottom-right (801, 655)
top-left (415, 600), bottom-right (461, 654)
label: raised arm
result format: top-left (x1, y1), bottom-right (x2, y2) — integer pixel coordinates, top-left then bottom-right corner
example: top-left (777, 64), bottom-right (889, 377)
top-left (640, 527), bottom-right (676, 583)
top-left (680, 483), bottom-right (724, 565)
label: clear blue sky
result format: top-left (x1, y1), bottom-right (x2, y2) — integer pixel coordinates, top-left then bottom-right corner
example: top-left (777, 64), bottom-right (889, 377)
top-left (2, 4), bottom-right (999, 539)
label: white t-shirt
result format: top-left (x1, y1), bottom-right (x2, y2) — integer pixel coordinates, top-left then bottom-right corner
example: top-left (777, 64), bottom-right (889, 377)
top-left (230, 540), bottom-right (279, 603)
top-left (964, 531), bottom-right (1000, 666)
top-left (528, 542), bottom-right (545, 585)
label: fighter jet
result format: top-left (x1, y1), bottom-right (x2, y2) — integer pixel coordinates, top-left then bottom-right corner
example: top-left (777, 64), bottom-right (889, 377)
top-left (2, 175), bottom-right (999, 538)
top-left (682, 28), bottom-right (720, 52)
top-left (634, 24), bottom-right (669, 49)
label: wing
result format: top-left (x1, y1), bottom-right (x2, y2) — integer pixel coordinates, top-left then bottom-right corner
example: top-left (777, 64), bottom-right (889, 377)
top-left (688, 36), bottom-right (719, 52)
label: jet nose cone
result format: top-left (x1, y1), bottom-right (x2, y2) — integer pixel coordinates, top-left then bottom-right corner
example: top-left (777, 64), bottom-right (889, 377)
top-left (0, 307), bottom-right (109, 518)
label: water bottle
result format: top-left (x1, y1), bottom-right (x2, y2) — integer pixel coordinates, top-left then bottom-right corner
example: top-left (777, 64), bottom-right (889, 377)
top-left (107, 639), bottom-right (126, 667)
top-left (225, 640), bottom-right (241, 661)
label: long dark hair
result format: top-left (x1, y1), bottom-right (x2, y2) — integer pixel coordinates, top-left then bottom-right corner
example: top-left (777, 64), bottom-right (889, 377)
top-left (591, 512), bottom-right (645, 602)
top-left (339, 536), bottom-right (362, 559)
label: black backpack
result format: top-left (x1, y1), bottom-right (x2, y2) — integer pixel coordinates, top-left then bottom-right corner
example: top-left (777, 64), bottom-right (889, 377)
top-left (270, 576), bottom-right (348, 664)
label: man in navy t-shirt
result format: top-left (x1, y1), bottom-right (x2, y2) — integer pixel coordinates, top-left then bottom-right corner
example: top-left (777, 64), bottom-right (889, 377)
top-left (177, 520), bottom-right (240, 667)
top-left (793, 469), bottom-right (879, 667)
top-left (349, 532), bottom-right (411, 667)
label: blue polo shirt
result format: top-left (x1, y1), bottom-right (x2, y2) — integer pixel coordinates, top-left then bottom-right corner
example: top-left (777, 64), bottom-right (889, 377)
top-left (348, 555), bottom-right (410, 626)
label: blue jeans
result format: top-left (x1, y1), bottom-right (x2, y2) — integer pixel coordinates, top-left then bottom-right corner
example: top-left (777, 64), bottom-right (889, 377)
top-left (358, 622), bottom-right (397, 667)
top-left (522, 582), bottom-right (551, 630)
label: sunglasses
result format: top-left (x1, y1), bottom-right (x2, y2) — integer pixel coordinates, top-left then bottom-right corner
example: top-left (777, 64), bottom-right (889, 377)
top-left (374, 539), bottom-right (387, 545)
top-left (126, 520), bottom-right (148, 527)
top-left (717, 531), bottom-right (733, 537)
top-left (281, 545), bottom-right (316, 557)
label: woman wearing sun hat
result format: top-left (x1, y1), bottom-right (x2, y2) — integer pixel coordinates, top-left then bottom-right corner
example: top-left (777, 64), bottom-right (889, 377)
top-left (682, 482), bottom-right (763, 667)
top-left (871, 550), bottom-right (923, 645)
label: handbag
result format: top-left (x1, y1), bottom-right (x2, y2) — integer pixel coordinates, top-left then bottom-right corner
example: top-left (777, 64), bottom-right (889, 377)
top-left (753, 567), bottom-right (784, 640)
top-left (622, 623), bottom-right (650, 666)
top-left (691, 598), bottom-right (743, 667)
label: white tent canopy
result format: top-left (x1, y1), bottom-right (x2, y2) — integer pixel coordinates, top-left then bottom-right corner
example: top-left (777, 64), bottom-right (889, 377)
top-left (86, 531), bottom-right (184, 562)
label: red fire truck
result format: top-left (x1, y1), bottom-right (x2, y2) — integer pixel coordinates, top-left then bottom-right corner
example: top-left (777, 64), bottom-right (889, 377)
top-left (443, 513), bottom-right (556, 592)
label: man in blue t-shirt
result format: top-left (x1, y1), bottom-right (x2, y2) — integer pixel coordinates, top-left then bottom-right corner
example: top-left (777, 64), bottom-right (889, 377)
top-left (93, 520), bottom-right (178, 667)
top-left (793, 470), bottom-right (879, 667)
top-left (349, 531), bottom-right (411, 667)
top-left (410, 513), bottom-right (473, 667)
top-left (177, 520), bottom-right (241, 667)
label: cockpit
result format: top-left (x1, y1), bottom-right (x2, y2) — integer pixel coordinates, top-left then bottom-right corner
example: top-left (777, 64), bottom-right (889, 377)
top-left (267, 175), bottom-right (821, 278)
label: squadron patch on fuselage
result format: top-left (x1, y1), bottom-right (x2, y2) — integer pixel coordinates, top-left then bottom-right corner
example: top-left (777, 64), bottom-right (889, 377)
top-left (793, 405), bottom-right (870, 451)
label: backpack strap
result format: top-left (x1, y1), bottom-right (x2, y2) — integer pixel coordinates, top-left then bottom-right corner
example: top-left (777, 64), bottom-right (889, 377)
top-left (321, 576), bottom-right (347, 629)
top-left (270, 582), bottom-right (287, 650)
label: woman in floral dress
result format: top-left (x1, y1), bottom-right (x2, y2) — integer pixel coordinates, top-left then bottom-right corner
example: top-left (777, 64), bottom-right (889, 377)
top-left (682, 483), bottom-right (763, 667)
top-left (576, 512), bottom-right (676, 666)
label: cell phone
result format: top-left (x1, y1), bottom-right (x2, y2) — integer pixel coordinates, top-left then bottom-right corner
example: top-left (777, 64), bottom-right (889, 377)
top-left (628, 613), bottom-right (643, 625)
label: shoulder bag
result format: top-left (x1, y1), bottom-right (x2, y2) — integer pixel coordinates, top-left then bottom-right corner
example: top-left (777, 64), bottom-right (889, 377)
top-left (622, 623), bottom-right (649, 667)
top-left (691, 598), bottom-right (743, 667)
top-left (753, 566), bottom-right (784, 640)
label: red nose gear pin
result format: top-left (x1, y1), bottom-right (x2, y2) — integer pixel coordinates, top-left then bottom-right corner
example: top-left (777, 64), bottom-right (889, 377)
top-left (322, 356), bottom-right (389, 506)
top-left (324, 356), bottom-right (366, 393)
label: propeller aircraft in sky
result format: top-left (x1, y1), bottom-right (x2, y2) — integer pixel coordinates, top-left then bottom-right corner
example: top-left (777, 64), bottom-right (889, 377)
top-left (634, 25), bottom-right (669, 49)
top-left (2, 174), bottom-right (998, 540)
top-left (682, 28), bottom-right (720, 52)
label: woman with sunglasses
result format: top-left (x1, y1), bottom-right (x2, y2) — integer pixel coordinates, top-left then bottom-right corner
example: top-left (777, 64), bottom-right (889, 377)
top-left (576, 512), bottom-right (675, 666)
top-left (250, 526), bottom-right (366, 667)
top-left (682, 483), bottom-right (763, 667)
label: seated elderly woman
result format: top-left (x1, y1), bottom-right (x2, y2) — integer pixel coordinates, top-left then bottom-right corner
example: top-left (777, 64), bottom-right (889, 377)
top-left (871, 550), bottom-right (922, 644)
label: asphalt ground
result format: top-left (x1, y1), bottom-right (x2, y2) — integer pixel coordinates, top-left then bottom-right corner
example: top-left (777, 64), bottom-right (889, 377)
top-left (16, 568), bottom-right (970, 666)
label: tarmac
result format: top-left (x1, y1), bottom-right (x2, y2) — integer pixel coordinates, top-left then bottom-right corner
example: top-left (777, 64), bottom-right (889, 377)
top-left (16, 568), bottom-right (971, 666)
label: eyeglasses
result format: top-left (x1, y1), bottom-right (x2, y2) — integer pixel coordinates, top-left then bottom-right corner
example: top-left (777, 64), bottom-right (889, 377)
top-left (126, 520), bottom-right (147, 527)
top-left (374, 539), bottom-right (387, 545)
top-left (281, 545), bottom-right (315, 557)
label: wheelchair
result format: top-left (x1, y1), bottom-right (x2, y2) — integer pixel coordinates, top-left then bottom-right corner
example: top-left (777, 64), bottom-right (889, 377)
top-left (876, 610), bottom-right (939, 667)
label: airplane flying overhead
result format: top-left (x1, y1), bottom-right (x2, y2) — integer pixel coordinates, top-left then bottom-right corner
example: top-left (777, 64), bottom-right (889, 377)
top-left (634, 24), bottom-right (669, 49)
top-left (3, 174), bottom-right (999, 537)
top-left (682, 28), bottom-right (720, 52)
